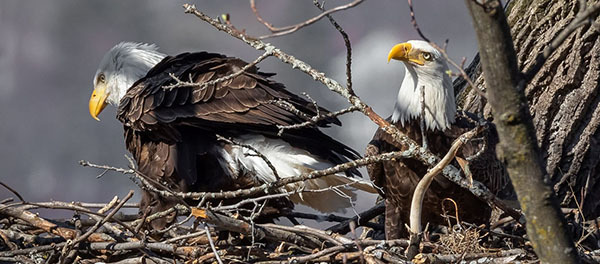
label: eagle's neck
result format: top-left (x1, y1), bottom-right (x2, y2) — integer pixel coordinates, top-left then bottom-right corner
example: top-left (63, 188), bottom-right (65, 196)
top-left (391, 64), bottom-right (456, 131)
top-left (106, 47), bottom-right (166, 106)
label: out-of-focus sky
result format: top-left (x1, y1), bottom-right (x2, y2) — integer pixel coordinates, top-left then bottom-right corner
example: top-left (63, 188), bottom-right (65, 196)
top-left (0, 1), bottom-right (477, 216)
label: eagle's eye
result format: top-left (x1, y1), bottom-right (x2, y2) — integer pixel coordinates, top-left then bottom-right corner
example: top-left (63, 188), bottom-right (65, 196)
top-left (422, 52), bottom-right (432, 61)
top-left (97, 73), bottom-right (106, 84)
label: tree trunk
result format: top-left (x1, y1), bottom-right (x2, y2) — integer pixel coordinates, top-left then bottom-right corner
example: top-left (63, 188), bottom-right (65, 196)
top-left (458, 0), bottom-right (600, 218)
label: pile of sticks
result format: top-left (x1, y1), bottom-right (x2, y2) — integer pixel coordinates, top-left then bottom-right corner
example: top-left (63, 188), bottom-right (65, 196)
top-left (0, 187), bottom-right (550, 264)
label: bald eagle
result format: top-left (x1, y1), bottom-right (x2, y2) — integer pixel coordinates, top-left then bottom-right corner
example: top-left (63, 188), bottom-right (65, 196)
top-left (89, 42), bottom-right (376, 229)
top-left (366, 40), bottom-right (510, 239)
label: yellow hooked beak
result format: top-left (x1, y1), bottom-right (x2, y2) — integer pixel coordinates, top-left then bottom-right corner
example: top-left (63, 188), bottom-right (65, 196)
top-left (89, 83), bottom-right (109, 121)
top-left (387, 42), bottom-right (425, 66)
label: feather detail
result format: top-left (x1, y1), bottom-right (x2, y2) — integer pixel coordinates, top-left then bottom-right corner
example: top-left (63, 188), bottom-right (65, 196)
top-left (219, 134), bottom-right (375, 213)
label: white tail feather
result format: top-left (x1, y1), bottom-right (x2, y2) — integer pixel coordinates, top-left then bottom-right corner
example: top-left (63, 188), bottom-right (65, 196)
top-left (219, 134), bottom-right (376, 213)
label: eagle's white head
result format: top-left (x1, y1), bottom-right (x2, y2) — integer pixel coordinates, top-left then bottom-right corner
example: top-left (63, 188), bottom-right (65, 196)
top-left (387, 40), bottom-right (455, 131)
top-left (89, 42), bottom-right (166, 120)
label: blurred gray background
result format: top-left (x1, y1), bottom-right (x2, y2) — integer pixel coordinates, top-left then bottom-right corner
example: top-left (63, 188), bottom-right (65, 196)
top-left (0, 1), bottom-right (477, 217)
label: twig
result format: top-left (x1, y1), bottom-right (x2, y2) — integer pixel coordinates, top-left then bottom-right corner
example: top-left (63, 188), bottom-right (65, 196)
top-left (276, 106), bottom-right (359, 135)
top-left (250, 0), bottom-right (364, 39)
top-left (313, 0), bottom-right (355, 95)
top-left (71, 190), bottom-right (134, 245)
top-left (290, 244), bottom-right (353, 263)
top-left (0, 180), bottom-right (24, 202)
top-left (127, 149), bottom-right (409, 201)
top-left (327, 202), bottom-right (386, 234)
top-left (420, 85), bottom-right (428, 149)
top-left (204, 224), bottom-right (224, 264)
top-left (0, 203), bottom-right (112, 242)
top-left (163, 230), bottom-right (207, 244)
top-left (415, 248), bottom-right (526, 263)
top-left (409, 127), bottom-right (481, 234)
top-left (20, 200), bottom-right (138, 240)
top-left (58, 191), bottom-right (135, 263)
top-left (407, 0), bottom-right (430, 42)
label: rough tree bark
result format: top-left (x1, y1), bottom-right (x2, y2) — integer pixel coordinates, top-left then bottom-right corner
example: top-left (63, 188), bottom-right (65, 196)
top-left (464, 0), bottom-right (580, 262)
top-left (459, 0), bottom-right (600, 219)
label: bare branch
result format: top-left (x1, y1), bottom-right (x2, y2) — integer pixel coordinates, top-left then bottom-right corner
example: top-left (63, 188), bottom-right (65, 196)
top-left (204, 224), bottom-right (224, 264)
top-left (313, 0), bottom-right (355, 95)
top-left (0, 181), bottom-right (24, 202)
top-left (407, 0), bottom-right (430, 42)
top-left (250, 0), bottom-right (364, 39)
top-left (276, 105), bottom-right (359, 135)
top-left (410, 127), bottom-right (481, 234)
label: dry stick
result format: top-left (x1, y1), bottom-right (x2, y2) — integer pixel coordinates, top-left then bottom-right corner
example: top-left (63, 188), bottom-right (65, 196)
top-left (29, 201), bottom-right (138, 209)
top-left (407, 0), bottom-right (430, 42)
top-left (250, 0), bottom-right (364, 39)
top-left (290, 244), bottom-right (352, 263)
top-left (0, 204), bottom-right (111, 242)
top-left (313, 0), bottom-right (355, 96)
top-left (104, 256), bottom-right (172, 264)
top-left (419, 85), bottom-right (428, 149)
top-left (0, 181), bottom-right (24, 202)
top-left (182, 4), bottom-right (521, 221)
top-left (87, 149), bottom-right (407, 202)
top-left (409, 127), bottom-right (480, 234)
top-left (276, 106), bottom-right (359, 135)
top-left (327, 202), bottom-right (386, 234)
top-left (163, 230), bottom-right (207, 244)
top-left (204, 224), bottom-right (224, 264)
top-left (416, 248), bottom-right (526, 263)
top-left (88, 241), bottom-right (199, 257)
top-left (0, 242), bottom-right (68, 257)
top-left (199, 209), bottom-right (322, 248)
top-left (71, 190), bottom-right (134, 245)
top-left (20, 200), bottom-right (139, 240)
top-left (263, 224), bottom-right (350, 245)
top-left (58, 190), bottom-right (135, 264)
top-left (406, 127), bottom-right (481, 259)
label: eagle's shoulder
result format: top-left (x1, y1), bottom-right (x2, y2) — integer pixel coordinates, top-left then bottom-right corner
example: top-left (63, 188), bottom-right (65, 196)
top-left (116, 52), bottom-right (340, 136)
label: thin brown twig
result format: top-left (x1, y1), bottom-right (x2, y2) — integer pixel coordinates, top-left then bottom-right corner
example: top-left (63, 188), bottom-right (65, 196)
top-left (21, 200), bottom-right (140, 240)
top-left (409, 127), bottom-right (482, 234)
top-left (313, 0), bottom-right (355, 96)
top-left (204, 224), bottom-right (224, 264)
top-left (276, 105), bottom-right (359, 135)
top-left (407, 0), bottom-right (430, 42)
top-left (250, 0), bottom-right (364, 39)
top-left (0, 180), bottom-right (24, 202)
top-left (59, 190), bottom-right (135, 263)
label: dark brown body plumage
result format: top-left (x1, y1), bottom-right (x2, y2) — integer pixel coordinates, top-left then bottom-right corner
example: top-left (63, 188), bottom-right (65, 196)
top-left (117, 52), bottom-right (361, 229)
top-left (366, 113), bottom-right (511, 239)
